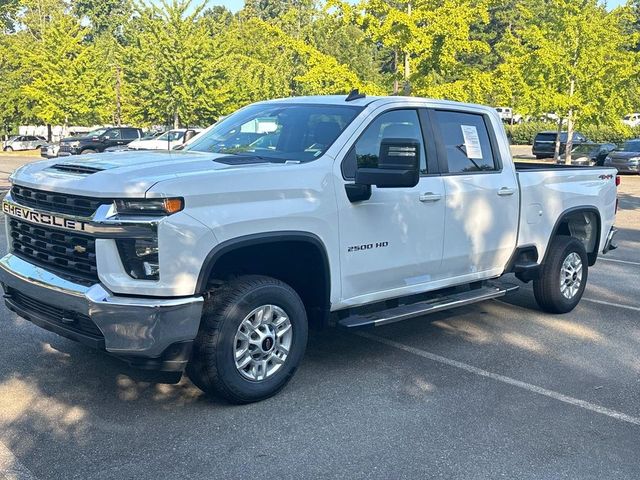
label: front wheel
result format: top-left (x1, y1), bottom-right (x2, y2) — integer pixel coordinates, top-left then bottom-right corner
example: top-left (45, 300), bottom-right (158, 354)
top-left (80, 148), bottom-right (96, 154)
top-left (4, 146), bottom-right (12, 152)
top-left (187, 275), bottom-right (308, 403)
top-left (533, 236), bottom-right (588, 313)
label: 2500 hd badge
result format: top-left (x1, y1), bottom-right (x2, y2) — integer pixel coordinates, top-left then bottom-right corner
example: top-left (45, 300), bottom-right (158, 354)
top-left (2, 201), bottom-right (88, 232)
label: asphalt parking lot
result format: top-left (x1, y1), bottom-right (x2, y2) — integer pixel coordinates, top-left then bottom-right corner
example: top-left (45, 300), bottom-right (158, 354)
top-left (0, 155), bottom-right (638, 479)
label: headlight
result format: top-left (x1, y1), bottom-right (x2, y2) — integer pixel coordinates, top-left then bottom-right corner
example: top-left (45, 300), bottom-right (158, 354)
top-left (113, 198), bottom-right (184, 216)
top-left (629, 157), bottom-right (639, 164)
top-left (69, 141), bottom-right (80, 147)
top-left (604, 156), bottom-right (612, 164)
top-left (116, 237), bottom-right (159, 280)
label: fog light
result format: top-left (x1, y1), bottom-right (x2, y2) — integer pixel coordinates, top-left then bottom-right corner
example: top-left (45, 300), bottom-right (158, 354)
top-left (116, 238), bottom-right (159, 280)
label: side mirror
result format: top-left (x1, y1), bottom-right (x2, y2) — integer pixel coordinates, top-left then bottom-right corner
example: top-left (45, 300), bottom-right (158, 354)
top-left (183, 130), bottom-right (197, 143)
top-left (355, 138), bottom-right (420, 188)
top-left (101, 135), bottom-right (110, 141)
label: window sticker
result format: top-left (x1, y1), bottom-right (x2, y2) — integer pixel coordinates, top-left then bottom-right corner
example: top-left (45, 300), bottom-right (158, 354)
top-left (460, 125), bottom-right (483, 159)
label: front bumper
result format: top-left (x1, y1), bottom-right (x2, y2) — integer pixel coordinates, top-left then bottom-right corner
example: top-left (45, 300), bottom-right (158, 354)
top-left (0, 254), bottom-right (203, 371)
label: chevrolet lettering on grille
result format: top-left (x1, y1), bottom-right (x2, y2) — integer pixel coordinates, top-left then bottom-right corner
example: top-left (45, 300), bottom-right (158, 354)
top-left (2, 200), bottom-right (89, 232)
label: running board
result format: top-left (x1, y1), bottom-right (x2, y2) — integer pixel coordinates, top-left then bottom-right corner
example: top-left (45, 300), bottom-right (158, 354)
top-left (338, 283), bottom-right (519, 328)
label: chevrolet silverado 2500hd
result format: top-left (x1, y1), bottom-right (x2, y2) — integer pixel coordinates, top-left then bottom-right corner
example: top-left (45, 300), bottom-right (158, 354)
top-left (0, 94), bottom-right (618, 403)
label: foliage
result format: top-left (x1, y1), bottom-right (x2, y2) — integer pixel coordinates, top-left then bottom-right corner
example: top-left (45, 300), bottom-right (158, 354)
top-left (0, 0), bottom-right (638, 131)
top-left (506, 122), bottom-right (640, 145)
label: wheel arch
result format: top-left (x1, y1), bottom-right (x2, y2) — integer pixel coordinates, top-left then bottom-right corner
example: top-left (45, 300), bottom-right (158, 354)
top-left (196, 231), bottom-right (332, 328)
top-left (544, 206), bottom-right (601, 266)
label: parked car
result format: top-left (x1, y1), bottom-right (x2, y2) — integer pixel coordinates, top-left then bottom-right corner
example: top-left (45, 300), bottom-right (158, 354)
top-left (40, 144), bottom-right (60, 159)
top-left (58, 127), bottom-right (143, 156)
top-left (127, 129), bottom-right (201, 151)
top-left (557, 142), bottom-right (616, 166)
top-left (495, 107), bottom-right (523, 124)
top-left (532, 131), bottom-right (588, 159)
top-left (0, 94), bottom-right (619, 403)
top-left (622, 113), bottom-right (640, 128)
top-left (603, 139), bottom-right (640, 174)
top-left (2, 135), bottom-right (46, 151)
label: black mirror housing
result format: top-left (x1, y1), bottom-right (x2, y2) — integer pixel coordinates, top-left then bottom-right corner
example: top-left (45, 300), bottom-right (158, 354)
top-left (183, 130), bottom-right (197, 143)
top-left (355, 138), bottom-right (420, 188)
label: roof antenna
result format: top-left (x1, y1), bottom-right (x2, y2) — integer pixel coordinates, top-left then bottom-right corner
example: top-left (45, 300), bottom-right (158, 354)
top-left (345, 89), bottom-right (366, 102)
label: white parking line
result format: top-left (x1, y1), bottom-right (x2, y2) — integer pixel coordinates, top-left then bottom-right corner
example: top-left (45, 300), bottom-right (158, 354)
top-left (599, 257), bottom-right (640, 266)
top-left (356, 331), bottom-right (640, 427)
top-left (582, 298), bottom-right (640, 312)
top-left (0, 441), bottom-right (36, 480)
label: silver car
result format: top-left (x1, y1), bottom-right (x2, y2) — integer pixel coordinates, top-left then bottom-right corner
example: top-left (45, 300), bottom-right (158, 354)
top-left (603, 139), bottom-right (640, 174)
top-left (2, 135), bottom-right (46, 151)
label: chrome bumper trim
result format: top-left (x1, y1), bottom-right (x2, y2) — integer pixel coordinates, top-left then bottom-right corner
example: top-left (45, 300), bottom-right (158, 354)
top-left (0, 254), bottom-right (203, 358)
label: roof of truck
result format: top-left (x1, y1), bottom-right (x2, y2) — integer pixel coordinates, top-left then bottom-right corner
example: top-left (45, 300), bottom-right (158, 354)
top-left (260, 95), bottom-right (494, 113)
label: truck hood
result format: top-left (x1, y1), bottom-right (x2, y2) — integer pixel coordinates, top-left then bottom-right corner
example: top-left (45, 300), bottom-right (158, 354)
top-left (60, 136), bottom-right (96, 143)
top-left (10, 150), bottom-right (259, 197)
top-left (608, 151), bottom-right (640, 160)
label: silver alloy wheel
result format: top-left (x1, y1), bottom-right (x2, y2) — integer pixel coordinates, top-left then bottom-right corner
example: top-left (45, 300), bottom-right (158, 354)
top-left (559, 252), bottom-right (583, 299)
top-left (233, 304), bottom-right (293, 381)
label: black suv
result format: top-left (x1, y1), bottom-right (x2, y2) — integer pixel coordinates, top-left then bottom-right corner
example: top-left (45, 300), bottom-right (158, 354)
top-left (532, 131), bottom-right (588, 159)
top-left (58, 127), bottom-right (143, 156)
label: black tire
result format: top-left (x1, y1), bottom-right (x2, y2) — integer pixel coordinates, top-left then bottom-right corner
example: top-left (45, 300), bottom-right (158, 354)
top-left (4, 146), bottom-right (13, 152)
top-left (187, 275), bottom-right (308, 404)
top-left (81, 148), bottom-right (96, 154)
top-left (533, 236), bottom-right (588, 314)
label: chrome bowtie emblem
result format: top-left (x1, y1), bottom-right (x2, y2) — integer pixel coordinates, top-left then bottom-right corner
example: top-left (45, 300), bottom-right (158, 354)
top-left (74, 245), bottom-right (87, 254)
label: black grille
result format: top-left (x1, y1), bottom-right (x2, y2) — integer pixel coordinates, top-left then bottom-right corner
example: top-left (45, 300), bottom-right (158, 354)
top-left (59, 145), bottom-right (73, 154)
top-left (11, 184), bottom-right (106, 217)
top-left (9, 217), bottom-right (98, 283)
top-left (6, 287), bottom-right (103, 339)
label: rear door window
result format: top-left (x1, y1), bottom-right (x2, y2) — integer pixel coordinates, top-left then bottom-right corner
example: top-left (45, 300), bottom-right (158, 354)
top-left (431, 110), bottom-right (497, 173)
top-left (122, 128), bottom-right (140, 140)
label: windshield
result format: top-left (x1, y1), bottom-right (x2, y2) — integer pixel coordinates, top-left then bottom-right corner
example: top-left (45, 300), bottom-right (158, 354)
top-left (84, 128), bottom-right (108, 137)
top-left (185, 103), bottom-right (363, 161)
top-left (157, 130), bottom-right (185, 142)
top-left (621, 140), bottom-right (640, 151)
top-left (571, 144), bottom-right (595, 155)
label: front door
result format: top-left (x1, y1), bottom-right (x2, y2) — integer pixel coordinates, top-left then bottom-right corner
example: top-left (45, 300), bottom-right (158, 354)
top-left (336, 108), bottom-right (446, 306)
top-left (429, 109), bottom-right (519, 280)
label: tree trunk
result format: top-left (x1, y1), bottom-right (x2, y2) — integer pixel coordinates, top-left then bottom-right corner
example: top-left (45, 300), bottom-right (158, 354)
top-left (553, 117), bottom-right (563, 162)
top-left (403, 2), bottom-right (411, 92)
top-left (393, 50), bottom-right (399, 94)
top-left (564, 78), bottom-right (576, 165)
top-left (47, 124), bottom-right (52, 143)
top-left (115, 65), bottom-right (122, 127)
top-left (565, 112), bottom-right (574, 165)
top-left (173, 111), bottom-right (179, 129)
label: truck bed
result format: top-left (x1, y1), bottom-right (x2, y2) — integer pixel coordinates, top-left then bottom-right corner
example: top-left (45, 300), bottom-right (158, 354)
top-left (514, 162), bottom-right (601, 171)
top-left (515, 165), bottom-right (617, 261)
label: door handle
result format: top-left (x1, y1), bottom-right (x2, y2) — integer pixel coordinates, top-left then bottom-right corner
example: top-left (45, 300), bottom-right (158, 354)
top-left (419, 192), bottom-right (442, 202)
top-left (497, 187), bottom-right (516, 196)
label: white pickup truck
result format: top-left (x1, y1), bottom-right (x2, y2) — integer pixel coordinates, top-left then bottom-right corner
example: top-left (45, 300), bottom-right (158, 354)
top-left (0, 94), bottom-right (618, 403)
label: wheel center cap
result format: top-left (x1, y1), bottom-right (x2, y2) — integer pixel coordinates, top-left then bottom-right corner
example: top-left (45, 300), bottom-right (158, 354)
top-left (262, 337), bottom-right (274, 352)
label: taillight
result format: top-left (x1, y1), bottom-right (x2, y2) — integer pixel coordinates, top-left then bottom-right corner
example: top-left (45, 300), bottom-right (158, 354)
top-left (616, 175), bottom-right (621, 186)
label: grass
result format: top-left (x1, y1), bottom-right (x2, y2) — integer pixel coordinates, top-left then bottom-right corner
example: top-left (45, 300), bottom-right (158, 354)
top-left (0, 149), bottom-right (42, 158)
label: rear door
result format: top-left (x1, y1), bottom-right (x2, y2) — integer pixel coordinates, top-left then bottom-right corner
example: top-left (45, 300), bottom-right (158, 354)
top-left (430, 108), bottom-right (519, 280)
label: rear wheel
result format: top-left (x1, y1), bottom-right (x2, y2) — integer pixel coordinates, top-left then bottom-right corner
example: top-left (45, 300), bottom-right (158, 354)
top-left (4, 146), bottom-right (12, 152)
top-left (187, 275), bottom-right (308, 403)
top-left (81, 149), bottom-right (96, 154)
top-left (533, 236), bottom-right (588, 313)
